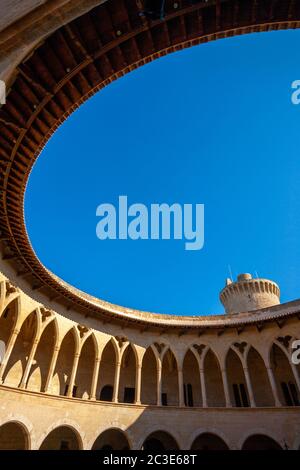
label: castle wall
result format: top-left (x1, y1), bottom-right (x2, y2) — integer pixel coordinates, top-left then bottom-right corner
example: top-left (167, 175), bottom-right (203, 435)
top-left (0, 268), bottom-right (299, 449)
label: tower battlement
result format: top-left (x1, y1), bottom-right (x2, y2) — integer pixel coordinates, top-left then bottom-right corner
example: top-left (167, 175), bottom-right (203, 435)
top-left (220, 273), bottom-right (280, 314)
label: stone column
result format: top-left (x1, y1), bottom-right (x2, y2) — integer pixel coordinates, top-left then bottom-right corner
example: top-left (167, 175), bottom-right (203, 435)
top-left (43, 345), bottom-right (60, 393)
top-left (157, 362), bottom-right (162, 406)
top-left (90, 357), bottom-right (101, 400)
top-left (67, 352), bottom-right (80, 397)
top-left (243, 366), bottom-right (256, 407)
top-left (135, 363), bottom-right (142, 404)
top-left (19, 337), bottom-right (39, 388)
top-left (178, 368), bottom-right (185, 407)
top-left (0, 328), bottom-right (19, 382)
top-left (266, 366), bottom-right (281, 407)
top-left (199, 368), bottom-right (207, 407)
top-left (112, 360), bottom-right (121, 403)
top-left (221, 368), bottom-right (232, 407)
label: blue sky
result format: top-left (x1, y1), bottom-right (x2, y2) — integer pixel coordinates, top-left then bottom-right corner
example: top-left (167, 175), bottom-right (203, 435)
top-left (25, 30), bottom-right (300, 316)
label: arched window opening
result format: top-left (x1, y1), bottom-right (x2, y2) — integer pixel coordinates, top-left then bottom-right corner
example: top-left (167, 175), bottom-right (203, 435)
top-left (191, 433), bottom-right (229, 451)
top-left (242, 434), bottom-right (282, 450)
top-left (92, 429), bottom-right (129, 450)
top-left (0, 422), bottom-right (29, 450)
top-left (142, 431), bottom-right (179, 451)
top-left (0, 300), bottom-right (18, 356)
top-left (183, 349), bottom-right (201, 407)
top-left (27, 320), bottom-right (57, 392)
top-left (40, 426), bottom-right (81, 450)
top-left (247, 347), bottom-right (274, 406)
top-left (271, 343), bottom-right (300, 406)
top-left (226, 349), bottom-right (249, 407)
top-left (75, 335), bottom-right (96, 399)
top-left (161, 349), bottom-right (179, 406)
top-left (51, 329), bottom-right (76, 396)
top-left (204, 350), bottom-right (225, 407)
top-left (141, 347), bottom-right (157, 405)
top-left (118, 345), bottom-right (136, 404)
top-left (96, 340), bottom-right (116, 401)
top-left (3, 312), bottom-right (37, 388)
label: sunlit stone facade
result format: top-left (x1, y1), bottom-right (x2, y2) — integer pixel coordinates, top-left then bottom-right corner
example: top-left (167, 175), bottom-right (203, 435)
top-left (0, 263), bottom-right (299, 450)
top-left (1, 0), bottom-right (300, 452)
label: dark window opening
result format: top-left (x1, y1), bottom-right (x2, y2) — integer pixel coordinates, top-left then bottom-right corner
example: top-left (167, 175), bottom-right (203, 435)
top-left (281, 381), bottom-right (300, 406)
top-left (124, 387), bottom-right (135, 403)
top-left (100, 384), bottom-right (113, 402)
top-left (289, 382), bottom-right (300, 406)
top-left (239, 383), bottom-right (249, 407)
top-left (161, 392), bottom-right (168, 406)
top-left (184, 383), bottom-right (194, 407)
top-left (64, 384), bottom-right (77, 397)
top-left (233, 383), bottom-right (249, 407)
top-left (60, 440), bottom-right (70, 450)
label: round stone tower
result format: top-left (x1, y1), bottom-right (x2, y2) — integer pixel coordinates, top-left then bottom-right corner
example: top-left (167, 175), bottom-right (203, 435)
top-left (220, 273), bottom-right (280, 314)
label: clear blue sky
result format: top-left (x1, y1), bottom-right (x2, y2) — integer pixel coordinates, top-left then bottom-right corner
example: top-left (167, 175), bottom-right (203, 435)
top-left (25, 30), bottom-right (300, 316)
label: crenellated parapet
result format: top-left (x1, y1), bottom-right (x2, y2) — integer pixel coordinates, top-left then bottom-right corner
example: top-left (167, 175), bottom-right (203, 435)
top-left (220, 273), bottom-right (280, 314)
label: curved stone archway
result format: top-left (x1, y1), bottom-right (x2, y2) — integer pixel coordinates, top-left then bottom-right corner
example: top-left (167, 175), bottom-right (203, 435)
top-left (39, 425), bottom-right (83, 450)
top-left (270, 343), bottom-right (300, 406)
top-left (141, 346), bottom-right (157, 405)
top-left (26, 319), bottom-right (58, 392)
top-left (203, 349), bottom-right (225, 407)
top-left (190, 433), bottom-right (229, 451)
top-left (91, 428), bottom-right (130, 450)
top-left (0, 421), bottom-right (30, 450)
top-left (242, 434), bottom-right (282, 450)
top-left (161, 348), bottom-right (179, 406)
top-left (118, 344), bottom-right (137, 404)
top-left (142, 431), bottom-right (179, 451)
top-left (247, 346), bottom-right (274, 407)
top-left (2, 311), bottom-right (38, 388)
